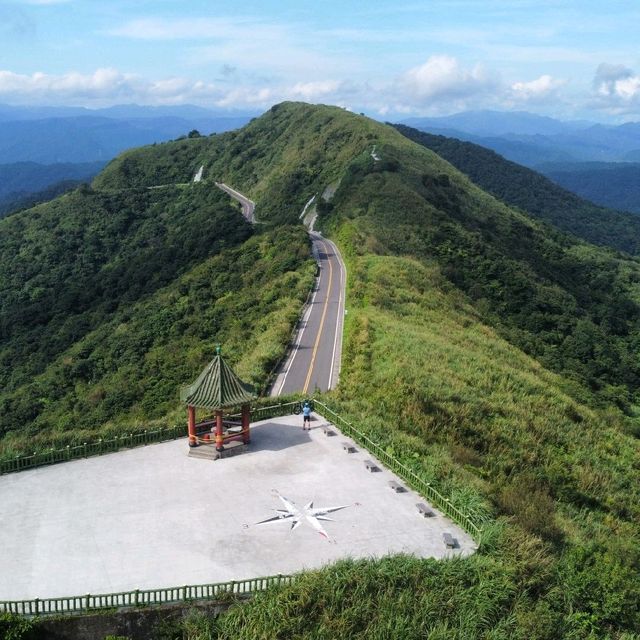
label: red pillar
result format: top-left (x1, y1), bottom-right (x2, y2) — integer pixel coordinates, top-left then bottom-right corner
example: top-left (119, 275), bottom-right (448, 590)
top-left (241, 404), bottom-right (250, 444)
top-left (215, 410), bottom-right (224, 451)
top-left (188, 405), bottom-right (197, 447)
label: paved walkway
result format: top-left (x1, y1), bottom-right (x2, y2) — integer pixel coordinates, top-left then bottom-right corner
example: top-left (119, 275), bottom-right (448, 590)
top-left (0, 414), bottom-right (475, 601)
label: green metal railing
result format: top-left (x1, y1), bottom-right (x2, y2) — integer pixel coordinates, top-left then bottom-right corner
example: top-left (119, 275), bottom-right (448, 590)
top-left (0, 574), bottom-right (295, 617)
top-left (0, 398), bottom-right (486, 618)
top-left (0, 402), bottom-right (299, 477)
top-left (0, 425), bottom-right (185, 476)
top-left (313, 400), bottom-right (485, 540)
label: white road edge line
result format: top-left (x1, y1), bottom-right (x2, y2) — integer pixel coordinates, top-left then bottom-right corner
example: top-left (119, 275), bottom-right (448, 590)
top-left (327, 238), bottom-right (346, 390)
top-left (274, 237), bottom-right (323, 396)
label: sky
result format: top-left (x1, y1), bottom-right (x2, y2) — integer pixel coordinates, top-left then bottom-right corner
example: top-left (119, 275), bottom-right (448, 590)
top-left (1, 0), bottom-right (640, 121)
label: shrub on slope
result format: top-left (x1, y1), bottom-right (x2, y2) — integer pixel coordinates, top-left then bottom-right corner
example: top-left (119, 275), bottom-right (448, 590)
top-left (0, 183), bottom-right (252, 394)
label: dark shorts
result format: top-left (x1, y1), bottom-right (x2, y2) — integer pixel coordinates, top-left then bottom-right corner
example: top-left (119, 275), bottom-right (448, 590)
top-left (303, 414), bottom-right (311, 422)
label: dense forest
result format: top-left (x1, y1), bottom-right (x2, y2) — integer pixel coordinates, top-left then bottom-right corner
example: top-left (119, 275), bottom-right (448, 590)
top-left (539, 161), bottom-right (640, 214)
top-left (393, 124), bottom-right (640, 255)
top-left (2, 103), bottom-right (639, 638)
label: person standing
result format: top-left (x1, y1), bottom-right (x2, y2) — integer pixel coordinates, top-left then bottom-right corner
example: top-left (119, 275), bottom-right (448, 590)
top-left (302, 401), bottom-right (312, 430)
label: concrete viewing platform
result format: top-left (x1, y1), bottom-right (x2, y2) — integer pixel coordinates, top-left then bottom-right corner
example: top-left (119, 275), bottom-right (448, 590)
top-left (0, 414), bottom-right (476, 601)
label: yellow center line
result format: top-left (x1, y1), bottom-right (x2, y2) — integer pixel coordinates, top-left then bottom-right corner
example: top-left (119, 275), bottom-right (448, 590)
top-left (303, 240), bottom-right (334, 394)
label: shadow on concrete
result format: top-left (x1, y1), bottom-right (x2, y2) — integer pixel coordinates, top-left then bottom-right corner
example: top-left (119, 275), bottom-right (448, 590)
top-left (248, 421), bottom-right (313, 453)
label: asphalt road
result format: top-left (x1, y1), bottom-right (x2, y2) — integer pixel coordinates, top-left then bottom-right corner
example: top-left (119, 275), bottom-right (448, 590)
top-left (272, 231), bottom-right (346, 396)
top-left (214, 181), bottom-right (346, 395)
top-left (215, 182), bottom-right (256, 223)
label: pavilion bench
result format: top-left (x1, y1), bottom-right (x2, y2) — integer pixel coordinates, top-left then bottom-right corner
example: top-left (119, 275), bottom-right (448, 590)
top-left (416, 503), bottom-right (435, 517)
top-left (363, 459), bottom-right (380, 472)
top-left (388, 480), bottom-right (406, 493)
top-left (443, 532), bottom-right (457, 548)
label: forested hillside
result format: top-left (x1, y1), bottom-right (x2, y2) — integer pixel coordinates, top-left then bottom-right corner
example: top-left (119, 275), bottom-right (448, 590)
top-left (393, 124), bottom-right (640, 254)
top-left (540, 161), bottom-right (640, 214)
top-left (2, 102), bottom-right (640, 637)
top-left (0, 171), bottom-right (314, 453)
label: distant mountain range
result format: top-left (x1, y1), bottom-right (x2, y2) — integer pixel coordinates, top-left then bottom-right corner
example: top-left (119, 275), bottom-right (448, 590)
top-left (0, 102), bottom-right (254, 123)
top-left (0, 103), bottom-right (254, 216)
top-left (0, 103), bottom-right (254, 164)
top-left (399, 109), bottom-right (640, 166)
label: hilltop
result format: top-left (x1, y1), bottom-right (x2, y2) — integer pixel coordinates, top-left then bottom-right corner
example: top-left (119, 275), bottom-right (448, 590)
top-left (1, 102), bottom-right (639, 637)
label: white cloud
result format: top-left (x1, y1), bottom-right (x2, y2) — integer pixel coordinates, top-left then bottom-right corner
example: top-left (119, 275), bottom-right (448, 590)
top-left (395, 55), bottom-right (497, 106)
top-left (510, 74), bottom-right (566, 103)
top-left (0, 56), bottom-right (577, 117)
top-left (0, 67), bottom-right (352, 109)
top-left (287, 80), bottom-right (343, 102)
top-left (0, 68), bottom-right (221, 106)
top-left (591, 63), bottom-right (640, 114)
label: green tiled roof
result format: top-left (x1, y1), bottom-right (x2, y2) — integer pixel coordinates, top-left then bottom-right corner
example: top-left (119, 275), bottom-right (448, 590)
top-left (181, 353), bottom-right (256, 410)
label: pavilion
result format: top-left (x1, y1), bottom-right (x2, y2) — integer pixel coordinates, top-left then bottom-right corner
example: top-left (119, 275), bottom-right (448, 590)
top-left (180, 347), bottom-right (256, 455)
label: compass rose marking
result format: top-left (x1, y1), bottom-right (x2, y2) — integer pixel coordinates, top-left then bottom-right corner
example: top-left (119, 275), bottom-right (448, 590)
top-left (256, 491), bottom-right (349, 540)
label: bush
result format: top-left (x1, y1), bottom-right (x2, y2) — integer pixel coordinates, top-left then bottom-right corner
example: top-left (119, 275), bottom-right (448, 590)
top-left (0, 613), bottom-right (36, 640)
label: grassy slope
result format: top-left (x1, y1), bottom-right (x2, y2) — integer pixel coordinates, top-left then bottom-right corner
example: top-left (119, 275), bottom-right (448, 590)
top-left (333, 124), bottom-right (640, 409)
top-left (204, 231), bottom-right (639, 639)
top-left (393, 124), bottom-right (640, 255)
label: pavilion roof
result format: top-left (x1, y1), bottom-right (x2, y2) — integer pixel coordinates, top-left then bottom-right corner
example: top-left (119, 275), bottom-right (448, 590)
top-left (180, 351), bottom-right (256, 410)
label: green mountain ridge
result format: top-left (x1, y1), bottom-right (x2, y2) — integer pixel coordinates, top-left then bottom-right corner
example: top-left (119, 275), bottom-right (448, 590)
top-left (1, 102), bottom-right (639, 637)
top-left (393, 124), bottom-right (640, 254)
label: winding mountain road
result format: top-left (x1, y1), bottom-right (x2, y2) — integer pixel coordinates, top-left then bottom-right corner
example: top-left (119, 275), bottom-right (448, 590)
top-left (272, 231), bottom-right (346, 396)
top-left (215, 182), bottom-right (256, 223)
top-left (215, 181), bottom-right (346, 395)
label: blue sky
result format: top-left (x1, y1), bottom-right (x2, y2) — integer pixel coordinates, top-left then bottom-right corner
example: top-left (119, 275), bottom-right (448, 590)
top-left (1, 0), bottom-right (640, 121)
